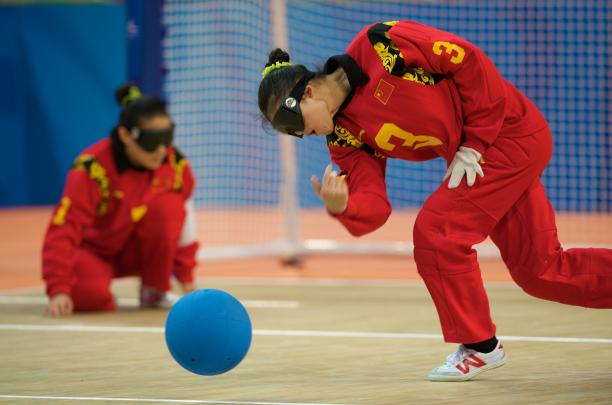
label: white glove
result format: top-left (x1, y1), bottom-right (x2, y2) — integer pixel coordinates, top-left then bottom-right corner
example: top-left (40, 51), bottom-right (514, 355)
top-left (444, 146), bottom-right (484, 189)
top-left (178, 198), bottom-right (198, 246)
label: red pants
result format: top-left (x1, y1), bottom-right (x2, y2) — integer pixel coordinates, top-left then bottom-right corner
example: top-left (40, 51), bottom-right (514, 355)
top-left (413, 127), bottom-right (612, 343)
top-left (71, 193), bottom-right (186, 312)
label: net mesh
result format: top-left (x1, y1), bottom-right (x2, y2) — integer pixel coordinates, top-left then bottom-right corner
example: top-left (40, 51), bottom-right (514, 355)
top-left (163, 0), bottom-right (283, 246)
top-left (162, 0), bottom-right (611, 251)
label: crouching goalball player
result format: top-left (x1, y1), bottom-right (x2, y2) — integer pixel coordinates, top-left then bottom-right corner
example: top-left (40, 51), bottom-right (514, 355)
top-left (43, 84), bottom-right (199, 316)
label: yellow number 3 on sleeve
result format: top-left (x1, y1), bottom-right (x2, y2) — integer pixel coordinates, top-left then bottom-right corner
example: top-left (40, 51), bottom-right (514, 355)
top-left (432, 41), bottom-right (465, 64)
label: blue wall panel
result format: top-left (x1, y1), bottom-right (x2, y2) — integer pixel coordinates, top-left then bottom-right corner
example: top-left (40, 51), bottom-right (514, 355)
top-left (0, 4), bottom-right (127, 206)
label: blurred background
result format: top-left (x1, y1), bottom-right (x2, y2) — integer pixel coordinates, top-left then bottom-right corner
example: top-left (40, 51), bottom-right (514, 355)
top-left (0, 0), bottom-right (610, 261)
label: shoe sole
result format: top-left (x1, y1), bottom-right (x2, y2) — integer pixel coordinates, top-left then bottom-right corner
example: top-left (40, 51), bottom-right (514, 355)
top-left (428, 356), bottom-right (507, 382)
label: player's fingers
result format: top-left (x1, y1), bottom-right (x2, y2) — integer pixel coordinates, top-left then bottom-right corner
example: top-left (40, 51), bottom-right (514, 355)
top-left (323, 164), bottom-right (333, 178)
top-left (333, 175), bottom-right (347, 193)
top-left (444, 159), bottom-right (457, 181)
top-left (476, 164), bottom-right (484, 178)
top-left (448, 167), bottom-right (463, 189)
top-left (466, 168), bottom-right (476, 187)
top-left (337, 178), bottom-right (348, 195)
top-left (46, 303), bottom-right (58, 317)
top-left (324, 174), bottom-right (340, 194)
top-left (310, 175), bottom-right (322, 196)
top-left (329, 177), bottom-right (341, 193)
top-left (322, 164), bottom-right (334, 188)
top-left (443, 167), bottom-right (451, 181)
top-left (64, 299), bottom-right (74, 315)
top-left (58, 301), bottom-right (69, 316)
top-left (324, 177), bottom-right (334, 190)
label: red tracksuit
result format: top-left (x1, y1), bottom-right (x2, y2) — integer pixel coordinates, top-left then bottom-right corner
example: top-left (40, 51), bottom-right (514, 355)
top-left (42, 135), bottom-right (199, 311)
top-left (325, 21), bottom-right (612, 343)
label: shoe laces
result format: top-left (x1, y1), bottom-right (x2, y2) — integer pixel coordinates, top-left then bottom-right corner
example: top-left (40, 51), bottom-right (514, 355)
top-left (444, 344), bottom-right (471, 366)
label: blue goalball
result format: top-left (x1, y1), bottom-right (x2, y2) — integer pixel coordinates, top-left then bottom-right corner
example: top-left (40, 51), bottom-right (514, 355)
top-left (164, 289), bottom-right (252, 375)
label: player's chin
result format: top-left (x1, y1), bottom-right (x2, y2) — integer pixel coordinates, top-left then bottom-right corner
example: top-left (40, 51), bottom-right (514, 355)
top-left (146, 159), bottom-right (164, 170)
top-left (318, 124), bottom-right (333, 135)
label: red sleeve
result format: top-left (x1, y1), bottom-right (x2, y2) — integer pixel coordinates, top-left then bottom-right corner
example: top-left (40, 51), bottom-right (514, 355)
top-left (173, 161), bottom-right (199, 283)
top-left (388, 21), bottom-right (507, 154)
top-left (42, 163), bottom-right (101, 297)
top-left (328, 145), bottom-right (391, 237)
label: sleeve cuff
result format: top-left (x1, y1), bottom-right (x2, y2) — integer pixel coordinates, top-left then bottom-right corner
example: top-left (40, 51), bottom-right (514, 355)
top-left (327, 198), bottom-right (356, 219)
top-left (47, 285), bottom-right (71, 298)
top-left (460, 139), bottom-right (487, 156)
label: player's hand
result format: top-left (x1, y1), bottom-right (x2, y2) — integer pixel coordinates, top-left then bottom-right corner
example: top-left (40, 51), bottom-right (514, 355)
top-left (45, 293), bottom-right (74, 317)
top-left (310, 164), bottom-right (348, 215)
top-left (444, 146), bottom-right (484, 189)
top-left (180, 281), bottom-right (196, 294)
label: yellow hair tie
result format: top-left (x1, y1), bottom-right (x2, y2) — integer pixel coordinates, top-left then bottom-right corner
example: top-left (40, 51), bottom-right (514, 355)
top-left (261, 61), bottom-right (291, 78)
top-left (121, 86), bottom-right (142, 107)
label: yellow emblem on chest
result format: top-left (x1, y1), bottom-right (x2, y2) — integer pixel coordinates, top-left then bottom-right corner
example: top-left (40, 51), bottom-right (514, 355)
top-left (131, 205), bottom-right (148, 222)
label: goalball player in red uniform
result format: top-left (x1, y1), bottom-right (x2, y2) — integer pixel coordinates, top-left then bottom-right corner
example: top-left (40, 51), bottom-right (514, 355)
top-left (42, 84), bottom-right (199, 316)
top-left (258, 20), bottom-right (612, 381)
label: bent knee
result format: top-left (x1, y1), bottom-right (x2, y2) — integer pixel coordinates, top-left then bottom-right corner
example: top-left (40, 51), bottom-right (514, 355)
top-left (413, 208), bottom-right (443, 249)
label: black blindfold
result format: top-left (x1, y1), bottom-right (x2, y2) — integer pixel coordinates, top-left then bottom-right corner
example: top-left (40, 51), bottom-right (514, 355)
top-left (271, 72), bottom-right (315, 137)
top-left (131, 123), bottom-right (175, 152)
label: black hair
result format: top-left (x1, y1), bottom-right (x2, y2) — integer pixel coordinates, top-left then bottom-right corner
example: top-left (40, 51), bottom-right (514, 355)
top-left (258, 48), bottom-right (320, 122)
top-left (115, 83), bottom-right (168, 130)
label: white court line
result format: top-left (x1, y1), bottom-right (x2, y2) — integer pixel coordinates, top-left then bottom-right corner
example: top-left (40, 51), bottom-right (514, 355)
top-left (0, 277), bottom-right (519, 293)
top-left (0, 323), bottom-right (610, 344)
top-left (195, 277), bottom-right (519, 288)
top-left (0, 394), bottom-right (359, 405)
top-left (0, 296), bottom-right (299, 309)
top-left (242, 300), bottom-right (298, 309)
top-left (196, 277), bottom-right (431, 287)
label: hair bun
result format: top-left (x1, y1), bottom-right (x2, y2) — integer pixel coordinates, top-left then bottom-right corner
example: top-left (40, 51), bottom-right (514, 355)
top-left (266, 48), bottom-right (290, 67)
top-left (115, 83), bottom-right (142, 107)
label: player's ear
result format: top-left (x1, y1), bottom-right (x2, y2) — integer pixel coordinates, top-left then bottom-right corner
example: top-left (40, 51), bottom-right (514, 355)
top-left (303, 84), bottom-right (314, 99)
top-left (117, 126), bottom-right (132, 144)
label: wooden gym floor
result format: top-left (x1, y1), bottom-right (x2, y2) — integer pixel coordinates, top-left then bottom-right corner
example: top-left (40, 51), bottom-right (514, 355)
top-left (0, 207), bottom-right (611, 405)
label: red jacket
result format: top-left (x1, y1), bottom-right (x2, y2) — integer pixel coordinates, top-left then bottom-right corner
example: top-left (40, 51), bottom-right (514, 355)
top-left (325, 21), bottom-right (548, 236)
top-left (42, 136), bottom-right (198, 297)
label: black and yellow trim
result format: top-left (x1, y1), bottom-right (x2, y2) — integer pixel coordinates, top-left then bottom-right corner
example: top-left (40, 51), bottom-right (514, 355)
top-left (327, 124), bottom-right (385, 159)
top-left (367, 21), bottom-right (442, 86)
top-left (171, 148), bottom-right (188, 192)
top-left (72, 154), bottom-right (110, 215)
top-left (52, 196), bottom-right (72, 226)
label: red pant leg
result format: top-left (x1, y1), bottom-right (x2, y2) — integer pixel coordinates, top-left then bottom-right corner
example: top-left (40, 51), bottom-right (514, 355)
top-left (490, 180), bottom-right (612, 308)
top-left (71, 248), bottom-right (115, 312)
top-left (414, 128), bottom-right (552, 343)
top-left (413, 192), bottom-right (498, 343)
top-left (115, 192), bottom-right (185, 292)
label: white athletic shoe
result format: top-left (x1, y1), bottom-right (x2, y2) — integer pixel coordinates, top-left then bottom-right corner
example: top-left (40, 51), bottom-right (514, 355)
top-left (139, 286), bottom-right (180, 309)
top-left (428, 341), bottom-right (506, 382)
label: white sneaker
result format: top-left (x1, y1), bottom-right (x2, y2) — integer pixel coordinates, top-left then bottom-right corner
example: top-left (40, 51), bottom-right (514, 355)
top-left (428, 341), bottom-right (506, 382)
top-left (139, 286), bottom-right (180, 309)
